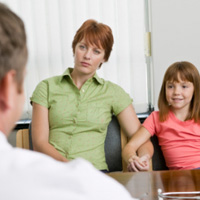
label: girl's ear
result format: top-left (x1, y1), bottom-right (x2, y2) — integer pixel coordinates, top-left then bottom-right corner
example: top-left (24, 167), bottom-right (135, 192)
top-left (0, 70), bottom-right (16, 112)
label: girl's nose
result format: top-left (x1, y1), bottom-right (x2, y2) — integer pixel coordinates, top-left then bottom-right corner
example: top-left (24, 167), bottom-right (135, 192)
top-left (174, 86), bottom-right (180, 94)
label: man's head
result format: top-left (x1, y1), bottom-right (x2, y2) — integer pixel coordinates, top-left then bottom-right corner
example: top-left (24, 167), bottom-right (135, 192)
top-left (0, 3), bottom-right (28, 135)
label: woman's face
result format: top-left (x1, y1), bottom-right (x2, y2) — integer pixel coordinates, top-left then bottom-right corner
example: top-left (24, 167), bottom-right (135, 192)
top-left (73, 39), bottom-right (105, 77)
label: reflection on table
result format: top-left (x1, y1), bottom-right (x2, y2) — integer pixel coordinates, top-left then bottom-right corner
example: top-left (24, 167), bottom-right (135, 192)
top-left (108, 169), bottom-right (200, 200)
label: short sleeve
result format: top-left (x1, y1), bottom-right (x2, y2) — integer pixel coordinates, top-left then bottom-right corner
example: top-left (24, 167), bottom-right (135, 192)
top-left (142, 111), bottom-right (158, 136)
top-left (30, 80), bottom-right (49, 108)
top-left (110, 83), bottom-right (133, 115)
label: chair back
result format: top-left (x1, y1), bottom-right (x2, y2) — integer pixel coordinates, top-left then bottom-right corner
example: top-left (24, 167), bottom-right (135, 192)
top-left (105, 115), bottom-right (127, 172)
top-left (28, 122), bottom-right (33, 150)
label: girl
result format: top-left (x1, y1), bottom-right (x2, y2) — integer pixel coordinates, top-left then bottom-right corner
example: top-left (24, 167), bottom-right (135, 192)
top-left (122, 61), bottom-right (200, 171)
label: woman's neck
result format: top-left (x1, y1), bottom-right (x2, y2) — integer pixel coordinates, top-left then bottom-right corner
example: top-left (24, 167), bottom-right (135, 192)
top-left (71, 69), bottom-right (94, 90)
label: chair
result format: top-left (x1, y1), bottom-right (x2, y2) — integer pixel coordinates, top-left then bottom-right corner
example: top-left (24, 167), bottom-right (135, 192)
top-left (28, 123), bottom-right (33, 150)
top-left (104, 115), bottom-right (128, 172)
top-left (151, 135), bottom-right (168, 170)
top-left (16, 122), bottom-right (33, 150)
top-left (16, 115), bottom-right (128, 172)
top-left (16, 129), bottom-right (30, 149)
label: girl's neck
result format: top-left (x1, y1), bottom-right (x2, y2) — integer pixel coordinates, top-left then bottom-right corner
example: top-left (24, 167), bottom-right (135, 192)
top-left (171, 107), bottom-right (189, 121)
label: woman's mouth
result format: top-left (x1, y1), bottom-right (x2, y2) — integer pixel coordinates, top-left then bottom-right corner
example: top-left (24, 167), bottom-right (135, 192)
top-left (81, 62), bottom-right (90, 67)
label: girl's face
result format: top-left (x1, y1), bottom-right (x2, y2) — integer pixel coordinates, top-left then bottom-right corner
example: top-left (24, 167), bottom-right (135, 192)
top-left (165, 75), bottom-right (194, 113)
top-left (73, 39), bottom-right (105, 77)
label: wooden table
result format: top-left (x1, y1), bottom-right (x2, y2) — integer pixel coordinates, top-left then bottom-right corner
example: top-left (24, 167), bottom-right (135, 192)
top-left (108, 170), bottom-right (200, 200)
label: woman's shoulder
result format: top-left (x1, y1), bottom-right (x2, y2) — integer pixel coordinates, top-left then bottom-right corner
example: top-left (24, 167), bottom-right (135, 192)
top-left (43, 74), bottom-right (63, 83)
top-left (103, 79), bottom-right (125, 91)
top-left (37, 74), bottom-right (63, 87)
top-left (94, 73), bottom-right (124, 90)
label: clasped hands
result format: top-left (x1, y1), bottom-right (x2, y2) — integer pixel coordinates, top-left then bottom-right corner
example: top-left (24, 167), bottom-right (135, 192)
top-left (127, 154), bottom-right (150, 172)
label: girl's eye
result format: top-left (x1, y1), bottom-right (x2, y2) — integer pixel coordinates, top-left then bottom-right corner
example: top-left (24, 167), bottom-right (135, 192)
top-left (182, 85), bottom-right (188, 88)
top-left (167, 85), bottom-right (173, 89)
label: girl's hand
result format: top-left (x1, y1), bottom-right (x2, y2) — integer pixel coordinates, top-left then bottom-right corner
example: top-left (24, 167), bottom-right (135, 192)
top-left (127, 154), bottom-right (150, 172)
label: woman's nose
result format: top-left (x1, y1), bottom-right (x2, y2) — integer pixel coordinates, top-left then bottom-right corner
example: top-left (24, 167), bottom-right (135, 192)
top-left (84, 50), bottom-right (91, 60)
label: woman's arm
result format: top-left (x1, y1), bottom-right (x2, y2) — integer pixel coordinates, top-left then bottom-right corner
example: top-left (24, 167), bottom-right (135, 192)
top-left (117, 104), bottom-right (153, 171)
top-left (32, 103), bottom-right (68, 162)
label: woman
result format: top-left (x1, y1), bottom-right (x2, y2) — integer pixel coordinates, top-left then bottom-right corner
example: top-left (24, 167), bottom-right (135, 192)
top-left (30, 19), bottom-right (153, 171)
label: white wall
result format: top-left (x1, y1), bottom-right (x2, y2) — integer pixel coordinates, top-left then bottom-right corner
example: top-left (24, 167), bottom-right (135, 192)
top-left (2, 0), bottom-right (148, 118)
top-left (150, 0), bottom-right (200, 110)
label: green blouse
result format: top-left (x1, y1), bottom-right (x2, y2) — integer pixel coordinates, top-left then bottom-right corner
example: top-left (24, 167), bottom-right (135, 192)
top-left (31, 68), bottom-right (132, 170)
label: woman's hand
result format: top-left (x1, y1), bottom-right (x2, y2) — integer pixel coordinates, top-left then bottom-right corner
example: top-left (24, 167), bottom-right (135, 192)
top-left (127, 154), bottom-right (150, 172)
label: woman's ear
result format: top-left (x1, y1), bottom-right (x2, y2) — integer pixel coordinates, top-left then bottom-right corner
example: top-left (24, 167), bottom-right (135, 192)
top-left (0, 70), bottom-right (16, 112)
top-left (98, 63), bottom-right (102, 69)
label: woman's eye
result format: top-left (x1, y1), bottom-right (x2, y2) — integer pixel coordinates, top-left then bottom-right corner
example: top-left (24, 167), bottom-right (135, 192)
top-left (79, 45), bottom-right (86, 50)
top-left (182, 85), bottom-right (188, 88)
top-left (94, 49), bottom-right (101, 54)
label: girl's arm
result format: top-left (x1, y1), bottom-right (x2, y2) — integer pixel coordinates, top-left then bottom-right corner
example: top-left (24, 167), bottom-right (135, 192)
top-left (122, 127), bottom-right (152, 171)
top-left (32, 103), bottom-right (68, 162)
top-left (117, 105), bottom-right (153, 171)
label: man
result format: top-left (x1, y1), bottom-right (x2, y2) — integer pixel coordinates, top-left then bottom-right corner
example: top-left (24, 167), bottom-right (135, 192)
top-left (0, 3), bottom-right (136, 200)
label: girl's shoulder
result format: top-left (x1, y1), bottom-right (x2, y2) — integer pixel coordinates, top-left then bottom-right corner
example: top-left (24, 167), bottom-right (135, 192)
top-left (144, 111), bottom-right (160, 124)
top-left (149, 111), bottom-right (159, 118)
